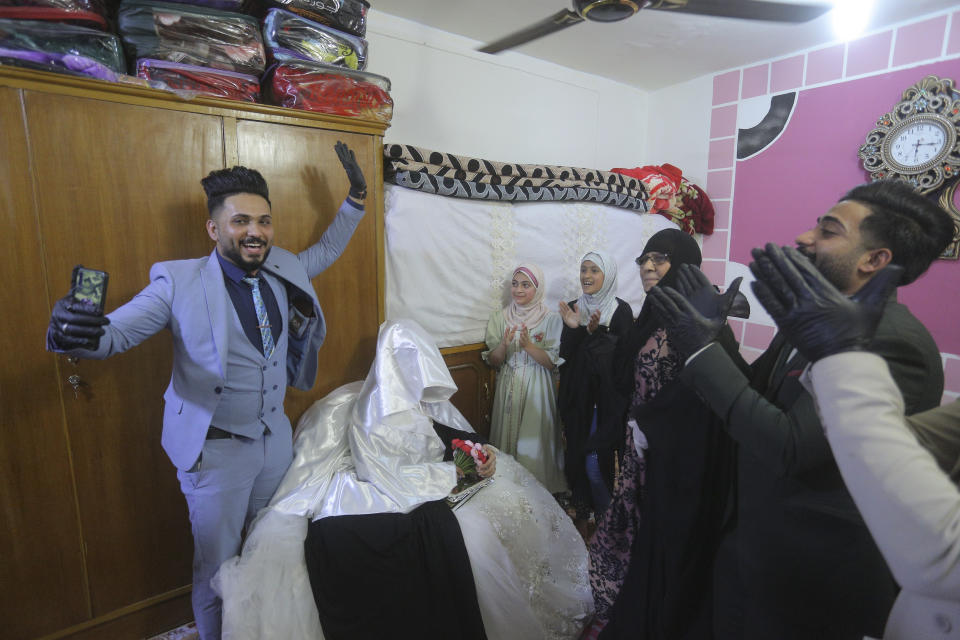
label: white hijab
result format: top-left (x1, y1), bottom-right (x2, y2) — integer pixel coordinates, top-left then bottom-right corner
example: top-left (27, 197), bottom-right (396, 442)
top-left (270, 319), bottom-right (474, 519)
top-left (502, 262), bottom-right (550, 329)
top-left (576, 250), bottom-right (618, 327)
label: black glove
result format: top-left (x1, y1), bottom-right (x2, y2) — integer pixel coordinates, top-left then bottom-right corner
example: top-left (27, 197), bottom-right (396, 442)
top-left (673, 263), bottom-right (744, 322)
top-left (646, 266), bottom-right (743, 358)
top-left (46, 295), bottom-right (110, 352)
top-left (335, 140), bottom-right (366, 200)
top-left (749, 243), bottom-right (901, 362)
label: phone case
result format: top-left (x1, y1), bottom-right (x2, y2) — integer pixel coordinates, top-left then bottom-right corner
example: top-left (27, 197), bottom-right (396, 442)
top-left (71, 265), bottom-right (109, 314)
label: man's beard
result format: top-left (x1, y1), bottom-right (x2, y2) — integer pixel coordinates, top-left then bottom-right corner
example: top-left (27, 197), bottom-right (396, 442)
top-left (797, 246), bottom-right (856, 292)
top-left (223, 242), bottom-right (271, 272)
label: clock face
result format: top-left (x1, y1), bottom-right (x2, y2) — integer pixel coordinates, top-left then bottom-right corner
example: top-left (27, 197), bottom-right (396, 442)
top-left (888, 119), bottom-right (948, 169)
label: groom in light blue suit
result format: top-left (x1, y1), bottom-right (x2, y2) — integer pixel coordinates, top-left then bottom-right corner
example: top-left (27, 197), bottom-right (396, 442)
top-left (47, 142), bottom-right (368, 640)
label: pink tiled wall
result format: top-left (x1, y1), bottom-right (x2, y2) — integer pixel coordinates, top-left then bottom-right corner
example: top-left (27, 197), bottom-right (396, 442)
top-left (894, 16), bottom-right (948, 66)
top-left (805, 44), bottom-right (844, 84)
top-left (702, 9), bottom-right (960, 388)
top-left (713, 200), bottom-right (730, 229)
top-left (713, 70), bottom-right (740, 104)
top-left (708, 138), bottom-right (736, 170)
top-left (949, 10), bottom-right (960, 54)
top-left (702, 230), bottom-right (728, 260)
top-left (741, 64), bottom-right (769, 99)
top-left (946, 358), bottom-right (960, 395)
top-left (771, 55), bottom-right (804, 93)
top-left (706, 170), bottom-right (733, 199)
top-left (846, 30), bottom-right (893, 77)
top-left (710, 105), bottom-right (738, 138)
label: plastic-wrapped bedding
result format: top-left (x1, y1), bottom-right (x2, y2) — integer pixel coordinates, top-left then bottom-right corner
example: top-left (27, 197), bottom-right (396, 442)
top-left (0, 18), bottom-right (124, 79)
top-left (0, 0), bottom-right (108, 29)
top-left (137, 58), bottom-right (259, 101)
top-left (118, 0), bottom-right (265, 76)
top-left (263, 59), bottom-right (391, 122)
top-left (264, 0), bottom-right (367, 38)
top-left (149, 0), bottom-right (247, 12)
top-left (263, 7), bottom-right (366, 70)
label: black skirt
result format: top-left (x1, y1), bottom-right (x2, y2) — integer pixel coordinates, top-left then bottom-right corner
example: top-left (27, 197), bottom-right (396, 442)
top-left (304, 499), bottom-right (487, 640)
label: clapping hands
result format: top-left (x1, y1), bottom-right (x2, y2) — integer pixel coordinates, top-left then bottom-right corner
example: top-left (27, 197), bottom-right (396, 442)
top-left (558, 301), bottom-right (600, 333)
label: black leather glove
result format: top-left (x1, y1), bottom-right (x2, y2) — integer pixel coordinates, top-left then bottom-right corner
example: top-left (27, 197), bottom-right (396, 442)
top-left (46, 295), bottom-right (110, 351)
top-left (749, 243), bottom-right (900, 363)
top-left (647, 265), bottom-right (743, 358)
top-left (673, 263), bottom-right (744, 322)
top-left (335, 140), bottom-right (366, 200)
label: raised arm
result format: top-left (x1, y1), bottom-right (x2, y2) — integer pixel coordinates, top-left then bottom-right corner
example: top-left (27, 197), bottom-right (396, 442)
top-left (298, 141), bottom-right (367, 278)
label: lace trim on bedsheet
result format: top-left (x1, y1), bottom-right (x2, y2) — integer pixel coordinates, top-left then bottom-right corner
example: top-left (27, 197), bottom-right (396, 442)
top-left (489, 201), bottom-right (516, 313)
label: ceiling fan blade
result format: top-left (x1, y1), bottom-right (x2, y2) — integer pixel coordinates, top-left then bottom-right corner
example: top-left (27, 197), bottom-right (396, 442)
top-left (477, 9), bottom-right (584, 54)
top-left (645, 0), bottom-right (832, 23)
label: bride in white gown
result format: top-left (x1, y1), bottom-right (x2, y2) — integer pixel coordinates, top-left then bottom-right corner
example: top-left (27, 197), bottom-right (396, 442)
top-left (213, 319), bottom-right (593, 639)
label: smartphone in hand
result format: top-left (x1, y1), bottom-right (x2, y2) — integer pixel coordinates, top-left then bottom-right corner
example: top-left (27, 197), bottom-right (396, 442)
top-left (70, 265), bottom-right (109, 314)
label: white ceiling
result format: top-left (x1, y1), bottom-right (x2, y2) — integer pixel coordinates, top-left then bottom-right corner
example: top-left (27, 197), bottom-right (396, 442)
top-left (369, 0), bottom-right (960, 91)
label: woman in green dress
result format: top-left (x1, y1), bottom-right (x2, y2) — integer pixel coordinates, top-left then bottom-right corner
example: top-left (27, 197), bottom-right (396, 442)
top-left (484, 262), bottom-right (566, 494)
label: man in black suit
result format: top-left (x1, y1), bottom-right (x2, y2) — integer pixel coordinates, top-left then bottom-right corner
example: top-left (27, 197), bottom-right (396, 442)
top-left (647, 180), bottom-right (955, 639)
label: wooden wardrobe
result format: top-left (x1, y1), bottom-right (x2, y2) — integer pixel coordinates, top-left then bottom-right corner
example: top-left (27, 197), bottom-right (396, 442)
top-left (0, 66), bottom-right (387, 639)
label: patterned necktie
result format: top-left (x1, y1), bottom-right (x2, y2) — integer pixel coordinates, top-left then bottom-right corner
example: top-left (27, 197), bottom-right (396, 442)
top-left (242, 276), bottom-right (275, 358)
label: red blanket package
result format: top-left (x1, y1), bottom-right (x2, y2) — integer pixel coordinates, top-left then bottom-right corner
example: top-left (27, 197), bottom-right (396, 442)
top-left (264, 60), bottom-right (391, 123)
top-left (0, 0), bottom-right (108, 30)
top-left (137, 58), bottom-right (259, 101)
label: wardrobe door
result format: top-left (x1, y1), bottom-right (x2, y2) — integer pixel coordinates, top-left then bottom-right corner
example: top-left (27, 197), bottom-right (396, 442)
top-left (442, 347), bottom-right (495, 439)
top-left (25, 91), bottom-right (224, 616)
top-left (235, 121), bottom-right (381, 423)
top-left (0, 88), bottom-right (91, 639)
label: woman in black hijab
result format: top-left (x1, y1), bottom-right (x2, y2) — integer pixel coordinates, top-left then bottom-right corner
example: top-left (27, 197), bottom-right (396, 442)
top-left (587, 229), bottom-right (748, 639)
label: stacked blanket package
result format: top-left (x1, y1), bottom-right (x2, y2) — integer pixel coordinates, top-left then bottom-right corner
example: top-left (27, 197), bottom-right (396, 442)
top-left (0, 17), bottom-right (123, 79)
top-left (118, 0), bottom-right (265, 76)
top-left (263, 7), bottom-right (366, 69)
top-left (136, 57), bottom-right (259, 100)
top-left (0, 0), bottom-right (390, 121)
top-left (0, 0), bottom-right (109, 30)
top-left (264, 0), bottom-right (367, 37)
top-left (264, 58), bottom-right (391, 122)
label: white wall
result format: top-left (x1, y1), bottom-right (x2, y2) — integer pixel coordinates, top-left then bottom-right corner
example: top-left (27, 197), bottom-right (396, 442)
top-left (642, 75), bottom-right (713, 185)
top-left (365, 10), bottom-right (651, 169)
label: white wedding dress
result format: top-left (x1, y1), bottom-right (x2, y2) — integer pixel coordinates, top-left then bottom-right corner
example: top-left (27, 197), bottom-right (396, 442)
top-left (213, 319), bottom-right (593, 640)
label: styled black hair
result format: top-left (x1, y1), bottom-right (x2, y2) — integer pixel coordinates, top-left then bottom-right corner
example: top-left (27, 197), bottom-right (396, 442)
top-left (201, 166), bottom-right (271, 217)
top-left (842, 180), bottom-right (955, 285)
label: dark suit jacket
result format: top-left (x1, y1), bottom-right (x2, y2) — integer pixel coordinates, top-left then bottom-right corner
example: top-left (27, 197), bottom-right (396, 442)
top-left (681, 294), bottom-right (944, 636)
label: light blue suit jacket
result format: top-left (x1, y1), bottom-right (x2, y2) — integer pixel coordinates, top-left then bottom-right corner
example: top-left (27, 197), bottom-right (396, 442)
top-left (65, 200), bottom-right (364, 470)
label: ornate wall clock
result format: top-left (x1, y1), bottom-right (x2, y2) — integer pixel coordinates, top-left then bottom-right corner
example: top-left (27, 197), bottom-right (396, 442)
top-left (858, 75), bottom-right (960, 194)
top-left (859, 75), bottom-right (960, 259)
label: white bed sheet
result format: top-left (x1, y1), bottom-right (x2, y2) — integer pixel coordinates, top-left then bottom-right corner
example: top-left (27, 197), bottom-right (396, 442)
top-left (384, 184), bottom-right (683, 348)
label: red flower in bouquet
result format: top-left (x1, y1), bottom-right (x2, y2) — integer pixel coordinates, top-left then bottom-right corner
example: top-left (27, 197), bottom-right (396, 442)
top-left (451, 438), bottom-right (488, 491)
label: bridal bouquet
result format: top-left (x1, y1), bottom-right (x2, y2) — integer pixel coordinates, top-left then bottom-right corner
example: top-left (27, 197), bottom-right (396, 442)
top-left (451, 438), bottom-right (487, 493)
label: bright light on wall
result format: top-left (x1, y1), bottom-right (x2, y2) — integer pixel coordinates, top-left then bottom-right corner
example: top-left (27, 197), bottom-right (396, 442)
top-left (831, 0), bottom-right (874, 41)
